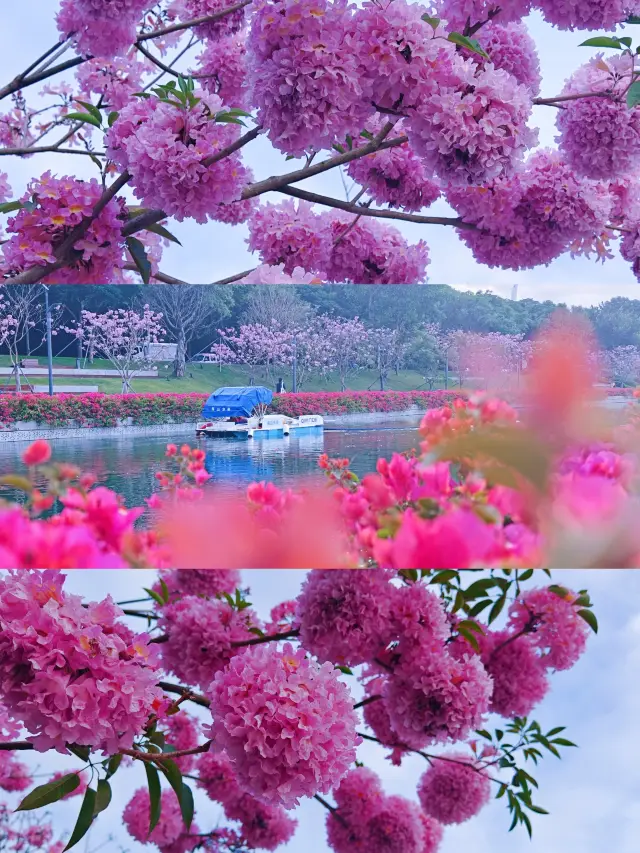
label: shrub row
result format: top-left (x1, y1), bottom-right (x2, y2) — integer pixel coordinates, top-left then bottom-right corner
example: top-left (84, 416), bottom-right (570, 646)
top-left (0, 390), bottom-right (466, 428)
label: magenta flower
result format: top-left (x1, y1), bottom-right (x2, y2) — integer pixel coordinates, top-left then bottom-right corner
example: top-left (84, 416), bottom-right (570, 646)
top-left (537, 0), bottom-right (640, 30)
top-left (158, 595), bottom-right (260, 690)
top-left (417, 754), bottom-right (491, 824)
top-left (196, 750), bottom-right (242, 805)
top-left (508, 587), bottom-right (590, 671)
top-left (384, 646), bottom-right (492, 749)
top-left (156, 568), bottom-right (242, 600)
top-left (295, 569), bottom-right (396, 666)
top-left (224, 792), bottom-right (298, 850)
top-left (123, 788), bottom-right (196, 847)
top-left (56, 0), bottom-right (148, 58)
top-left (0, 570), bottom-right (164, 754)
top-left (205, 643), bottom-right (361, 807)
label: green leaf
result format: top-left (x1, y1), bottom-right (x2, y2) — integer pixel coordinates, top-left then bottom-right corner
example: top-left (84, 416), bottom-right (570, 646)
top-left (545, 726), bottom-right (566, 737)
top-left (180, 784), bottom-right (194, 831)
top-left (458, 619), bottom-right (485, 635)
top-left (17, 775), bottom-right (81, 811)
top-left (577, 608), bottom-right (598, 633)
top-left (74, 101), bottom-right (102, 123)
top-left (429, 570), bottom-right (459, 585)
top-left (64, 112), bottom-right (102, 128)
top-left (144, 764), bottom-right (162, 836)
top-left (0, 474), bottom-right (34, 491)
top-left (333, 143), bottom-right (346, 154)
top-left (360, 129), bottom-right (374, 140)
top-left (105, 754), bottom-right (122, 780)
top-left (158, 757), bottom-right (183, 806)
top-left (628, 15), bottom-right (640, 23)
top-left (551, 738), bottom-right (577, 747)
top-left (0, 200), bottom-right (23, 214)
top-left (144, 587), bottom-right (166, 606)
top-left (337, 666), bottom-right (353, 675)
top-left (66, 745), bottom-right (91, 762)
top-left (579, 36), bottom-right (624, 49)
top-left (63, 787), bottom-right (97, 851)
top-left (548, 584), bottom-right (569, 599)
top-left (94, 780), bottom-right (112, 816)
top-left (159, 579), bottom-right (170, 602)
top-left (488, 593), bottom-right (507, 624)
top-left (447, 32), bottom-right (490, 59)
top-left (144, 222), bottom-right (182, 246)
top-left (421, 14), bottom-right (440, 29)
top-left (126, 236), bottom-right (152, 284)
top-left (457, 625), bottom-right (480, 652)
top-left (620, 36), bottom-right (633, 48)
top-left (475, 729), bottom-right (492, 740)
top-left (627, 81), bottom-right (640, 108)
top-left (527, 804), bottom-right (549, 815)
top-left (107, 111), bottom-right (119, 127)
top-left (463, 578), bottom-right (497, 599)
top-left (452, 589), bottom-right (465, 613)
top-left (521, 812), bottom-right (533, 838)
top-left (518, 568), bottom-right (534, 581)
top-left (467, 598), bottom-right (493, 618)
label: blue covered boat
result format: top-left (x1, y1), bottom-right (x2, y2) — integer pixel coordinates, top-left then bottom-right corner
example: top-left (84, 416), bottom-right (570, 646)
top-left (196, 386), bottom-right (323, 439)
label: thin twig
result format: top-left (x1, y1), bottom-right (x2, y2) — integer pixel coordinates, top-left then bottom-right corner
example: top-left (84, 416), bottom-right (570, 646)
top-left (137, 1), bottom-right (252, 42)
top-left (202, 125), bottom-right (262, 167)
top-left (0, 146), bottom-right (105, 157)
top-left (212, 268), bottom-right (255, 284)
top-left (158, 681), bottom-right (211, 708)
top-left (231, 628), bottom-right (300, 647)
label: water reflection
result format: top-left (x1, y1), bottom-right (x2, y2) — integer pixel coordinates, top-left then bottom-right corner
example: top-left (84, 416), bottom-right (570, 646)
top-left (0, 419), bottom-right (422, 510)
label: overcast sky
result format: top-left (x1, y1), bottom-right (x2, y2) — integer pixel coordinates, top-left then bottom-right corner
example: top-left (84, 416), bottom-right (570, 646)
top-left (1, 3), bottom-right (639, 303)
top-left (3, 568), bottom-right (640, 853)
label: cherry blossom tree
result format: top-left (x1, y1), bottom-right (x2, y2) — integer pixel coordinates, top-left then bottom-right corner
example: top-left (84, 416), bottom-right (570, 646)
top-left (2, 2), bottom-right (640, 283)
top-left (218, 322), bottom-right (293, 384)
top-left (66, 305), bottom-right (165, 392)
top-left (316, 316), bottom-right (372, 391)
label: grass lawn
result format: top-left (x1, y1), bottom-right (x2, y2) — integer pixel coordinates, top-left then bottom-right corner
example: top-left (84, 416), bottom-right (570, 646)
top-left (0, 356), bottom-right (457, 394)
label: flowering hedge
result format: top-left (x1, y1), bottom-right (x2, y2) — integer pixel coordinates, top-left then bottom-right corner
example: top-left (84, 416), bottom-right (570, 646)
top-left (0, 390), bottom-right (466, 428)
top-left (0, 393), bottom-right (206, 428)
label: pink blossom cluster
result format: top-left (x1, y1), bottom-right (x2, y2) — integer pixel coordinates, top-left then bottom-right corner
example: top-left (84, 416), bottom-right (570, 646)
top-left (0, 171), bottom-right (10, 205)
top-left (435, 0), bottom-right (532, 29)
top-left (56, 0), bottom-right (148, 58)
top-left (0, 703), bottom-right (20, 742)
top-left (123, 788), bottom-right (200, 850)
top-left (1, 173), bottom-right (128, 284)
top-left (182, 0), bottom-right (247, 40)
top-left (239, 264), bottom-right (323, 283)
top-left (556, 55), bottom-right (640, 180)
top-left (346, 123), bottom-right (441, 212)
top-left (325, 214), bottom-right (429, 283)
top-left (0, 752), bottom-right (32, 793)
top-left (196, 751), bottom-right (298, 850)
top-left (247, 200), bottom-right (332, 275)
top-left (327, 768), bottom-right (443, 853)
top-left (156, 568), bottom-right (242, 600)
top-left (408, 57), bottom-right (537, 186)
top-left (205, 643), bottom-right (361, 807)
top-left (248, 0), bottom-right (372, 156)
top-left (0, 807), bottom-right (59, 853)
top-left (468, 21), bottom-right (542, 96)
top-left (105, 91), bottom-right (251, 222)
top-left (0, 570), bottom-right (165, 754)
top-left (446, 149), bottom-right (613, 269)
top-left (194, 32), bottom-right (250, 110)
top-left (160, 712), bottom-right (201, 772)
top-left (75, 56), bottom-right (150, 110)
top-left (295, 569), bottom-right (397, 666)
top-left (536, 0), bottom-right (640, 30)
top-left (157, 595), bottom-right (261, 690)
top-left (417, 755), bottom-right (491, 825)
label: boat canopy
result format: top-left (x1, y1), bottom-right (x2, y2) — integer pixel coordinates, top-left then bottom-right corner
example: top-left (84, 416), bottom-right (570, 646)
top-left (201, 386), bottom-right (273, 419)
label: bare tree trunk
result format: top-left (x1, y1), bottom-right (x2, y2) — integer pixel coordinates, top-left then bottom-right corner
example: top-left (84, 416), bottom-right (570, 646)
top-left (173, 329), bottom-right (186, 378)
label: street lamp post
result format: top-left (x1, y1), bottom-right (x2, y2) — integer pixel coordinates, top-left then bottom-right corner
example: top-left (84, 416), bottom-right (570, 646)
top-left (42, 285), bottom-right (54, 396)
top-left (292, 334), bottom-right (297, 393)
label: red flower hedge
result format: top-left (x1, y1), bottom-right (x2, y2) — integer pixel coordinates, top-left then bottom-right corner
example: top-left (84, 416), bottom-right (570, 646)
top-left (270, 390), bottom-right (465, 416)
top-left (0, 390), bottom-right (466, 428)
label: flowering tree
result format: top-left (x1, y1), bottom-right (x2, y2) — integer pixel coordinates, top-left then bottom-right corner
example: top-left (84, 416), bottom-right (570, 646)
top-left (218, 323), bottom-right (294, 384)
top-left (0, 563), bottom-right (599, 853)
top-left (66, 305), bottom-right (165, 392)
top-left (368, 327), bottom-right (404, 391)
top-left (316, 316), bottom-right (372, 391)
top-left (3, 2), bottom-right (640, 283)
top-left (601, 345), bottom-right (640, 386)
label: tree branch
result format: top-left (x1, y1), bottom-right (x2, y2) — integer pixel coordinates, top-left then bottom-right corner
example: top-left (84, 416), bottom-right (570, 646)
top-left (0, 146), bottom-right (105, 157)
top-left (241, 135), bottom-right (409, 200)
top-left (212, 268), bottom-right (255, 284)
top-left (158, 681), bottom-right (211, 708)
top-left (0, 741), bottom-right (34, 751)
top-left (231, 628), bottom-right (300, 647)
top-left (137, 1), bottom-right (252, 42)
top-left (120, 741), bottom-right (212, 762)
top-left (3, 171), bottom-right (131, 285)
top-left (202, 125), bottom-right (262, 167)
top-left (123, 264), bottom-right (188, 285)
top-left (276, 185), bottom-right (475, 230)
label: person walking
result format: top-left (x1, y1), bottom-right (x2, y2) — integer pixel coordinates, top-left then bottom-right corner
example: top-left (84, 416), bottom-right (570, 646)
top-left (276, 377), bottom-right (286, 393)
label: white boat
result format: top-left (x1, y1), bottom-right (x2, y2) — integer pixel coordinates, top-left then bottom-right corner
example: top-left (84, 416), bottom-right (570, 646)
top-left (195, 386), bottom-right (323, 439)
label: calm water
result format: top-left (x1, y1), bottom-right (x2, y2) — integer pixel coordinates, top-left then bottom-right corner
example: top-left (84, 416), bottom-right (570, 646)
top-left (0, 418), bottom-right (423, 510)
